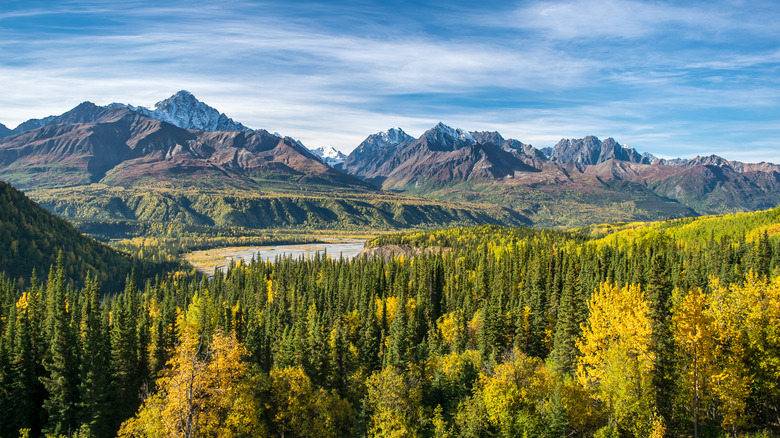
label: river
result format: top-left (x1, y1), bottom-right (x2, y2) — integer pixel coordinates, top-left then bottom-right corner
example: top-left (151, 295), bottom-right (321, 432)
top-left (183, 240), bottom-right (366, 275)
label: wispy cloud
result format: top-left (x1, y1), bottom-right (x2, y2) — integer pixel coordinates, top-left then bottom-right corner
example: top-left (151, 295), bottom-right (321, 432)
top-left (0, 0), bottom-right (778, 161)
top-left (495, 0), bottom-right (769, 41)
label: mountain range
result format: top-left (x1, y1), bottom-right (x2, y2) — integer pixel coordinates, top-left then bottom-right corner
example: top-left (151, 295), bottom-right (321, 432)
top-left (339, 124), bottom-right (780, 225)
top-left (0, 97), bottom-right (368, 191)
top-left (1, 91), bottom-right (778, 229)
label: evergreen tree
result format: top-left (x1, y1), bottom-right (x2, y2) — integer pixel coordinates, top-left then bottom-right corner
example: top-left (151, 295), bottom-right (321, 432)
top-left (478, 289), bottom-right (505, 363)
top-left (110, 277), bottom-right (140, 430)
top-left (0, 301), bottom-right (14, 437)
top-left (77, 275), bottom-right (110, 437)
top-left (12, 297), bottom-right (40, 435)
top-left (646, 253), bottom-right (675, 426)
top-left (550, 259), bottom-right (582, 375)
top-left (40, 253), bottom-right (77, 436)
top-left (385, 288), bottom-right (409, 369)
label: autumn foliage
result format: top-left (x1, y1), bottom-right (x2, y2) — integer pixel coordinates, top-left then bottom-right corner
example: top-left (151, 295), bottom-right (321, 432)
top-left (2, 210), bottom-right (780, 437)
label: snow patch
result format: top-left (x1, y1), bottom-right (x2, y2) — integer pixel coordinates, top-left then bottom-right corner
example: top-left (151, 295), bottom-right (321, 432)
top-left (309, 145), bottom-right (347, 166)
top-left (112, 90), bottom-right (253, 133)
top-left (431, 122), bottom-right (476, 145)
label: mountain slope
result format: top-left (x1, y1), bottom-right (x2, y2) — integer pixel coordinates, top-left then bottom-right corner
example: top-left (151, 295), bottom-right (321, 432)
top-left (341, 124), bottom-right (780, 226)
top-left (0, 104), bottom-right (372, 191)
top-left (340, 127), bottom-right (415, 178)
top-left (29, 185), bottom-right (530, 230)
top-left (0, 179), bottom-right (136, 289)
top-left (344, 123), bottom-right (543, 188)
top-left (0, 95), bottom-right (529, 232)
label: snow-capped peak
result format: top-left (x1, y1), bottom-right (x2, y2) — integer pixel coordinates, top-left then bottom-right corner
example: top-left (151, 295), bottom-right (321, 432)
top-left (430, 122), bottom-right (476, 145)
top-left (361, 128), bottom-right (414, 151)
top-left (381, 128), bottom-right (412, 145)
top-left (309, 145), bottom-right (347, 166)
top-left (112, 90), bottom-right (253, 133)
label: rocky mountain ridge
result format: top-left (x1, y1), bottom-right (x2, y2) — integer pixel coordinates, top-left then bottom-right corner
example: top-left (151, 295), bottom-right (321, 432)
top-left (0, 102), bottom-right (369, 191)
top-left (550, 136), bottom-right (648, 165)
top-left (340, 122), bottom-right (780, 217)
top-left (3, 91), bottom-right (779, 226)
top-left (108, 90), bottom-right (253, 133)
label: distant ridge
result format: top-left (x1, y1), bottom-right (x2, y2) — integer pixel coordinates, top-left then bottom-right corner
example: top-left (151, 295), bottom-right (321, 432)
top-left (0, 98), bottom-right (371, 191)
top-left (339, 122), bottom-right (780, 220)
top-left (3, 91), bottom-right (780, 228)
top-left (108, 90), bottom-right (254, 133)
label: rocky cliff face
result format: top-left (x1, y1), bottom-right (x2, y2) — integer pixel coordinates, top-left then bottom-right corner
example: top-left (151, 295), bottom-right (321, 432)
top-left (551, 136), bottom-right (648, 165)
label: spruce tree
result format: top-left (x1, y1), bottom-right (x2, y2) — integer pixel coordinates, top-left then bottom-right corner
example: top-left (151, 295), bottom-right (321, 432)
top-left (13, 293), bottom-right (42, 435)
top-left (77, 275), bottom-right (109, 437)
top-left (359, 296), bottom-right (381, 372)
top-left (40, 253), bottom-right (77, 436)
top-left (646, 253), bottom-right (675, 426)
top-left (385, 288), bottom-right (409, 369)
top-left (109, 279), bottom-right (140, 430)
top-left (478, 290), bottom-right (505, 363)
top-left (550, 260), bottom-right (582, 375)
top-left (0, 304), bottom-right (14, 437)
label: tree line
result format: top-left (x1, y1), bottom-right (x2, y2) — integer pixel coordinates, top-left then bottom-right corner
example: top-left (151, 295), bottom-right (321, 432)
top-left (0, 220), bottom-right (779, 437)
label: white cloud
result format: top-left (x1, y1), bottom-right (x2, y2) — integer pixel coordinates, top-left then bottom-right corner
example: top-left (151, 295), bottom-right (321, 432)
top-left (0, 0), bottom-right (778, 162)
top-left (500, 0), bottom-right (741, 40)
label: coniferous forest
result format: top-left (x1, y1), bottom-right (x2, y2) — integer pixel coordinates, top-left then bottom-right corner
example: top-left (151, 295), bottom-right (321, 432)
top-left (2, 209), bottom-right (780, 437)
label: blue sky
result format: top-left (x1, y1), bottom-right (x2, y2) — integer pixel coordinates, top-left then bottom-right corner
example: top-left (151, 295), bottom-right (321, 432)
top-left (1, 0), bottom-right (779, 161)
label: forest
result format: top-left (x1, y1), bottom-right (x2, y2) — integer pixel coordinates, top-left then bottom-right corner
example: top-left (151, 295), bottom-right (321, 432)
top-left (1, 208), bottom-right (780, 437)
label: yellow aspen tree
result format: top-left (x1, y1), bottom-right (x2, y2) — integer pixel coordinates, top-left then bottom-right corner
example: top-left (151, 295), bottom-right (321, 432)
top-left (480, 349), bottom-right (548, 435)
top-left (365, 366), bottom-right (423, 438)
top-left (267, 366), bottom-right (352, 438)
top-left (118, 294), bottom-right (263, 438)
top-left (737, 273), bottom-right (780, 415)
top-left (672, 287), bottom-right (715, 438)
top-left (707, 277), bottom-right (751, 434)
top-left (576, 282), bottom-right (656, 436)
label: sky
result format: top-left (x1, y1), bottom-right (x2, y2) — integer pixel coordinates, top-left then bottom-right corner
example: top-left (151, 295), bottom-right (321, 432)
top-left (1, 0), bottom-right (779, 161)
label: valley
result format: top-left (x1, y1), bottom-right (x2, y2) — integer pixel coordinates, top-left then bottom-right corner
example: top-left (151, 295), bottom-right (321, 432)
top-left (183, 239), bottom-right (365, 275)
top-left (2, 91), bottom-right (780, 438)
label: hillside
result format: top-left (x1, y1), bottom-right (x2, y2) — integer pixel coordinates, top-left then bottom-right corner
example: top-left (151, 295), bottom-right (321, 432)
top-left (0, 93), bottom-right (530, 233)
top-left (0, 179), bottom-right (140, 289)
top-left (28, 184), bottom-right (529, 231)
top-left (3, 198), bottom-right (780, 437)
top-left (0, 102), bottom-right (371, 192)
top-left (579, 204), bottom-right (780, 249)
top-left (341, 123), bottom-right (780, 225)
